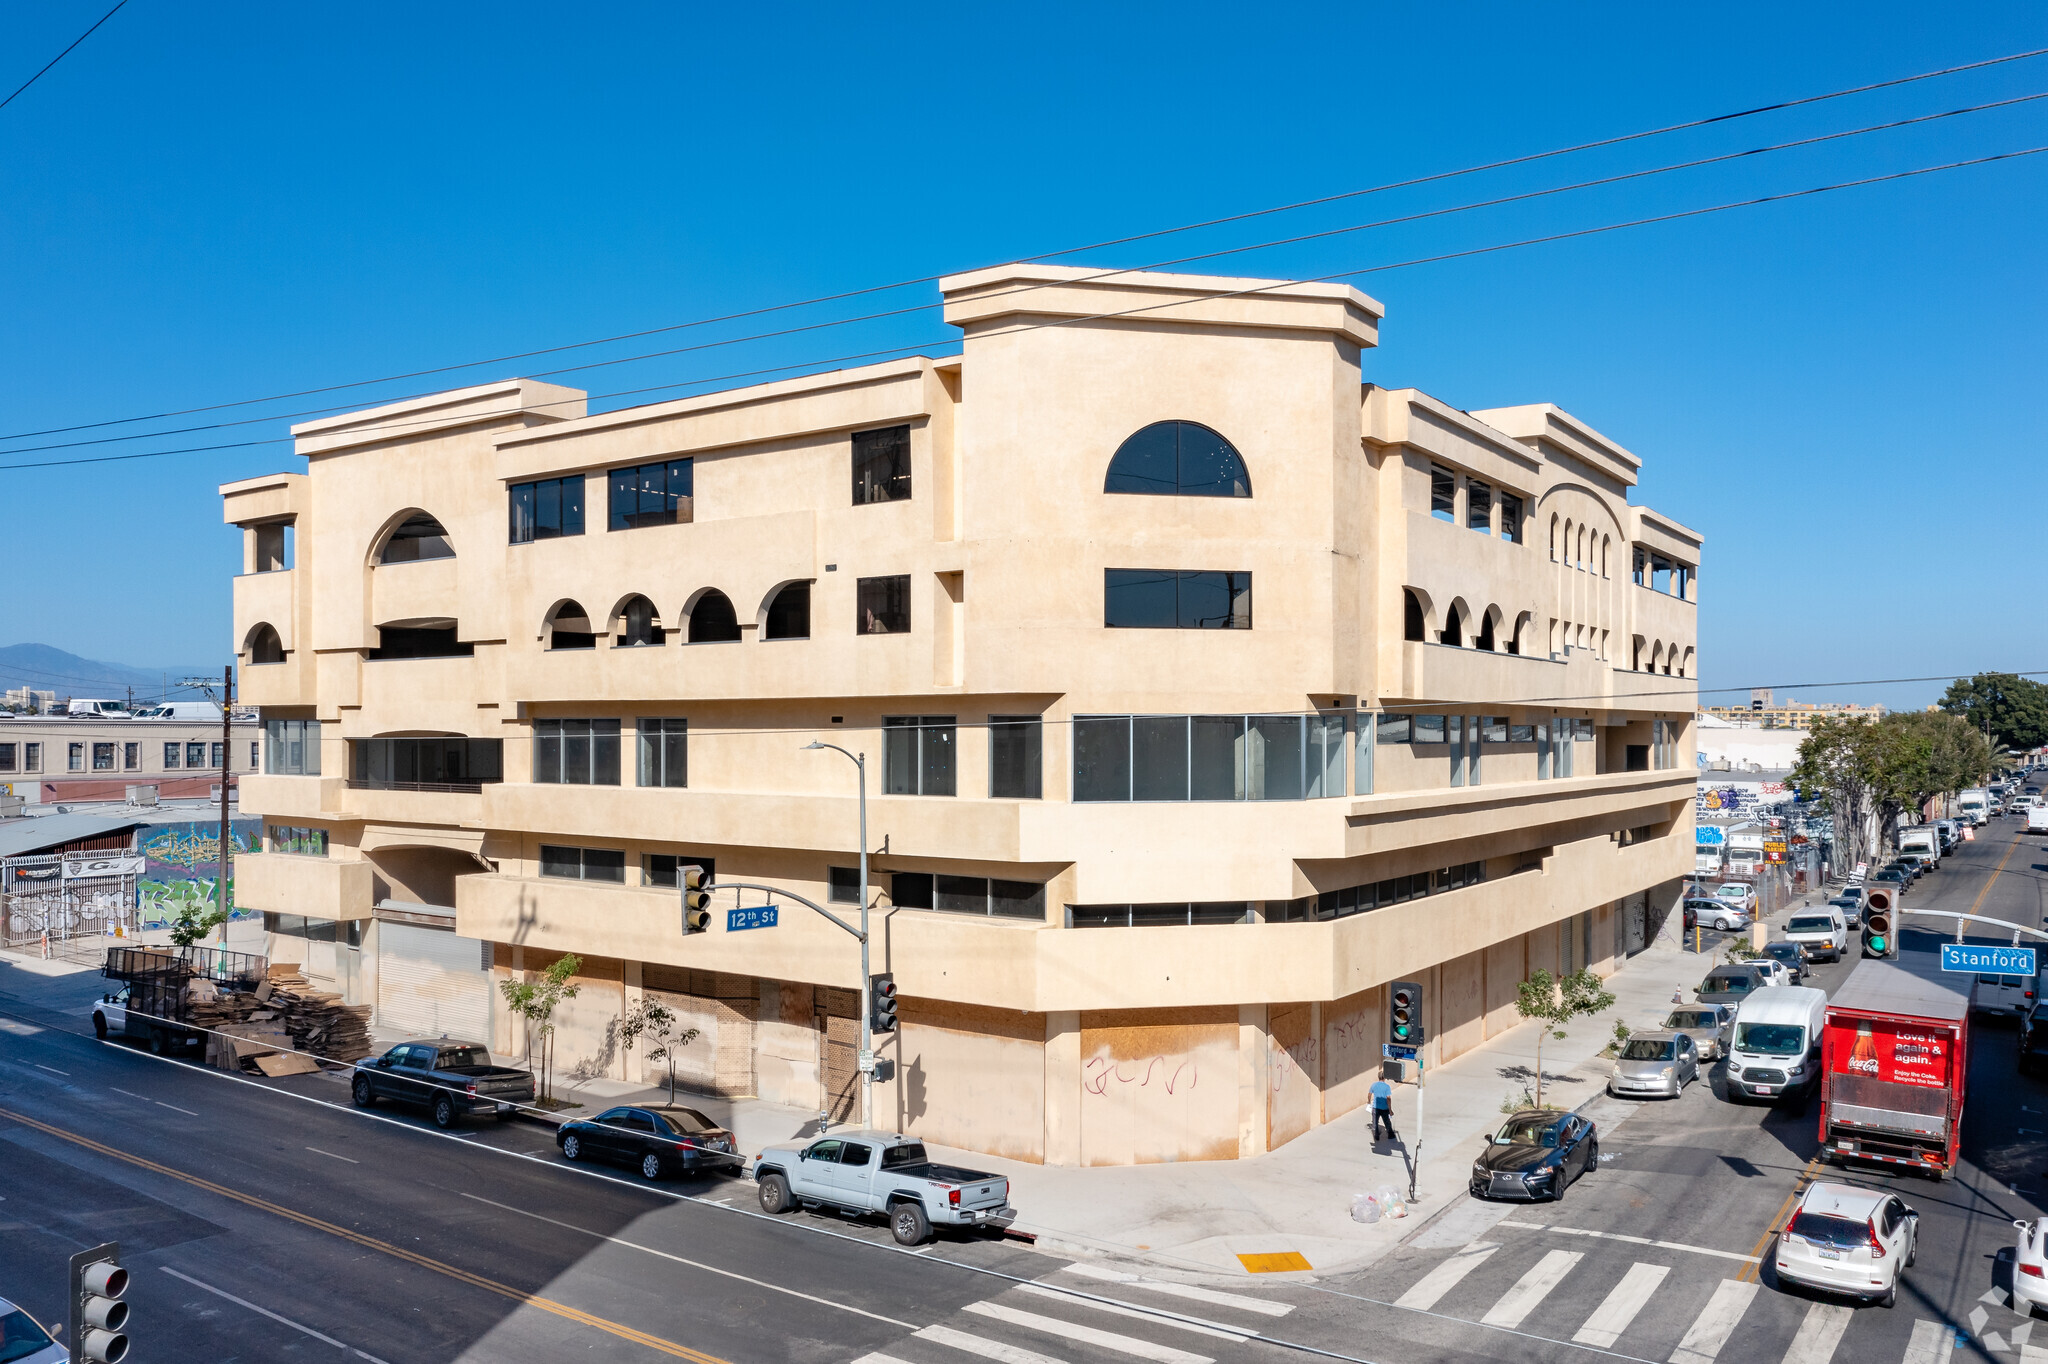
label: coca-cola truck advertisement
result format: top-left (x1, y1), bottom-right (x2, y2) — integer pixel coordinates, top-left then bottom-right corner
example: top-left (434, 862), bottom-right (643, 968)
top-left (1819, 955), bottom-right (1972, 1178)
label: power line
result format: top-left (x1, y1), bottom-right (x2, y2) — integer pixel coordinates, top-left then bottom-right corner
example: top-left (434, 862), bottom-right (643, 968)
top-left (0, 0), bottom-right (129, 115)
top-left (10, 87), bottom-right (2040, 463)
top-left (4, 44), bottom-right (2042, 446)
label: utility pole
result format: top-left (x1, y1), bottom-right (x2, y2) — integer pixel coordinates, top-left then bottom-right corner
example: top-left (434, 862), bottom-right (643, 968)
top-left (804, 741), bottom-right (872, 1128)
top-left (178, 667), bottom-right (238, 947)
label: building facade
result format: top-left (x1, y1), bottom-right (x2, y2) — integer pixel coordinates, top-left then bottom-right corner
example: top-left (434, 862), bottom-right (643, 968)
top-left (0, 714), bottom-right (259, 803)
top-left (223, 264), bottom-right (1700, 1165)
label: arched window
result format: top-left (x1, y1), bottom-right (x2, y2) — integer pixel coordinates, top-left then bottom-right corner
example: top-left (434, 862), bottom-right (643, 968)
top-left (764, 582), bottom-right (811, 641)
top-left (1549, 515), bottom-right (1559, 562)
top-left (1104, 421), bottom-right (1251, 497)
top-left (1403, 589), bottom-right (1426, 642)
top-left (1510, 611), bottom-right (1532, 657)
top-left (1476, 609), bottom-right (1497, 652)
top-left (1439, 603), bottom-right (1464, 648)
top-left (688, 590), bottom-right (741, 643)
top-left (378, 512), bottom-right (455, 564)
top-left (615, 595), bottom-right (664, 647)
top-left (246, 622), bottom-right (285, 665)
top-left (547, 601), bottom-right (596, 650)
top-left (1563, 519), bottom-right (1574, 569)
top-left (1601, 536), bottom-right (1611, 578)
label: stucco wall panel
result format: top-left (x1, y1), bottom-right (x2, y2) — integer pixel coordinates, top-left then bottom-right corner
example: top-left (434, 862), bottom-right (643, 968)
top-left (884, 999), bottom-right (1046, 1163)
top-left (1266, 1002), bottom-right (1318, 1149)
top-left (1322, 986), bottom-right (1381, 1121)
top-left (1078, 1008), bottom-right (1239, 1166)
top-left (1438, 949), bottom-right (1486, 1064)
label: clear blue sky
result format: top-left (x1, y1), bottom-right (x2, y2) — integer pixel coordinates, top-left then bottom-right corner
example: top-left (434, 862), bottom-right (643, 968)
top-left (2, 1), bottom-right (2042, 709)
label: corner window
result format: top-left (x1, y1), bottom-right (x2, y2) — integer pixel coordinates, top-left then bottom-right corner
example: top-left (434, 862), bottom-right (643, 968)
top-left (883, 717), bottom-right (956, 796)
top-left (265, 719), bottom-right (322, 775)
top-left (608, 459), bottom-right (693, 531)
top-left (1104, 421), bottom-right (1251, 497)
top-left (269, 825), bottom-right (329, 856)
top-left (533, 719), bottom-right (622, 785)
top-left (636, 718), bottom-right (687, 788)
top-left (379, 512), bottom-right (455, 563)
top-left (1429, 465), bottom-right (1456, 522)
top-left (989, 716), bottom-right (1043, 799)
top-left (857, 575), bottom-right (910, 635)
top-left (350, 737), bottom-right (502, 788)
top-left (540, 846), bottom-right (626, 883)
top-left (510, 475), bottom-right (585, 543)
top-left (1074, 712), bottom-right (1344, 802)
top-left (852, 425), bottom-right (911, 505)
top-left (890, 872), bottom-right (1044, 920)
top-left (1104, 570), bottom-right (1251, 629)
top-left (1466, 480), bottom-right (1492, 534)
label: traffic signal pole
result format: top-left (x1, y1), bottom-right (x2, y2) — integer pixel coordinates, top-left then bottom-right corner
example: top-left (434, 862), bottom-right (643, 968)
top-left (804, 742), bottom-right (871, 1129)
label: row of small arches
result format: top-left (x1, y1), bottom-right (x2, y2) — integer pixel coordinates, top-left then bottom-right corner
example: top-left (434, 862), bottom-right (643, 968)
top-left (1402, 588), bottom-right (1532, 655)
top-left (1550, 516), bottom-right (1611, 576)
top-left (544, 583), bottom-right (812, 649)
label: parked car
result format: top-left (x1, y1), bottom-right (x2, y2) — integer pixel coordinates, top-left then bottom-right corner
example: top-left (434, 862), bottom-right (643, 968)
top-left (1469, 1109), bottom-right (1600, 1201)
top-left (557, 1105), bottom-right (739, 1181)
top-left (752, 1131), bottom-right (1016, 1245)
top-left (1773, 1181), bottom-right (1918, 1308)
top-left (1712, 882), bottom-right (1759, 912)
top-left (1782, 909), bottom-right (1849, 964)
top-left (1608, 1030), bottom-right (1700, 1099)
top-left (1870, 868), bottom-right (1910, 896)
top-left (1747, 956), bottom-right (1793, 988)
top-left (1663, 1004), bottom-right (1734, 1060)
top-left (2020, 1000), bottom-right (2048, 1074)
top-left (1696, 964), bottom-right (1769, 1008)
top-left (1691, 898), bottom-right (1752, 933)
top-left (1728, 985), bottom-right (1828, 1105)
top-left (2015, 1218), bottom-right (2048, 1317)
top-left (0, 1297), bottom-right (64, 1364)
top-left (1975, 973), bottom-right (2040, 1017)
top-left (351, 1040), bottom-right (536, 1128)
top-left (1827, 888), bottom-right (1866, 929)
top-left (1761, 941), bottom-right (1813, 981)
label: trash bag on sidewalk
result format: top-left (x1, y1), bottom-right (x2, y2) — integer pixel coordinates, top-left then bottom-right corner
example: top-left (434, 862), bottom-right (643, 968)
top-left (1349, 1192), bottom-right (1381, 1224)
top-left (1376, 1184), bottom-right (1409, 1219)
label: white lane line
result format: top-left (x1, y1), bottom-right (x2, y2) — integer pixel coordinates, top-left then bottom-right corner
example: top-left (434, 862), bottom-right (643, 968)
top-left (1015, 1284), bottom-right (1247, 1341)
top-left (155, 1100), bottom-right (198, 1116)
top-left (1497, 1219), bottom-right (1760, 1264)
top-left (1668, 1279), bottom-right (1758, 1364)
top-left (33, 1064), bottom-right (68, 1076)
top-left (851, 1354), bottom-right (919, 1364)
top-left (1480, 1249), bottom-right (1582, 1330)
top-left (1057, 1263), bottom-right (1293, 1317)
top-left (1781, 1301), bottom-right (1854, 1364)
top-left (962, 1302), bottom-right (1210, 1364)
top-left (109, 1087), bottom-right (149, 1100)
top-left (305, 1147), bottom-right (359, 1164)
top-left (353, 1352), bottom-right (392, 1364)
top-left (1394, 1243), bottom-right (1499, 1312)
top-left (916, 1324), bottom-right (1069, 1364)
top-left (159, 1266), bottom-right (350, 1348)
top-left (1572, 1262), bottom-right (1669, 1347)
top-left (455, 1191), bottom-right (914, 1328)
top-left (1901, 1319), bottom-right (1953, 1364)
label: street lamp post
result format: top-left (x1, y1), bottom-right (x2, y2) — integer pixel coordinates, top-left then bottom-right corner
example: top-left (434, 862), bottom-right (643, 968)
top-left (804, 741), bottom-right (871, 1129)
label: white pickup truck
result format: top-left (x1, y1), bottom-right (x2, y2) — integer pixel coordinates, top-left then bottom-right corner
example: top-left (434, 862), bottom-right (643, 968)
top-left (752, 1130), bottom-right (1015, 1245)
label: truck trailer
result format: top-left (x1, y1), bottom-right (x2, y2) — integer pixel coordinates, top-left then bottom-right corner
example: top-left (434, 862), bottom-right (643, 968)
top-left (1819, 952), bottom-right (1972, 1179)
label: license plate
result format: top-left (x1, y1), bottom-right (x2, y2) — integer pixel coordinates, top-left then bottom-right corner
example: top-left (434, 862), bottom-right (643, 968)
top-left (1751, 1085), bottom-right (1773, 1093)
top-left (1819, 1250), bottom-right (1841, 1261)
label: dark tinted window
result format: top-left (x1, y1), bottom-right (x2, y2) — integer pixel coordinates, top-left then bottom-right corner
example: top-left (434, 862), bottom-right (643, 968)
top-left (880, 1142), bottom-right (929, 1168)
top-left (350, 737), bottom-right (502, 786)
top-left (533, 720), bottom-right (621, 785)
top-left (688, 591), bottom-right (741, 643)
top-left (380, 512), bottom-right (455, 563)
top-left (369, 625), bottom-right (474, 659)
top-left (857, 575), bottom-right (910, 634)
top-left (764, 582), bottom-right (811, 640)
top-left (989, 715), bottom-right (1043, 799)
top-left (1104, 421), bottom-right (1250, 497)
top-left (853, 426), bottom-right (912, 504)
top-left (608, 459), bottom-right (693, 531)
top-left (510, 476), bottom-right (585, 543)
top-left (1105, 570), bottom-right (1251, 629)
top-left (838, 1142), bottom-right (873, 1166)
top-left (883, 716), bottom-right (955, 796)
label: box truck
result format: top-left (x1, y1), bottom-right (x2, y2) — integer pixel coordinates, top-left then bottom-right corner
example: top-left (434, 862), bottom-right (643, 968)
top-left (1819, 953), bottom-right (1972, 1179)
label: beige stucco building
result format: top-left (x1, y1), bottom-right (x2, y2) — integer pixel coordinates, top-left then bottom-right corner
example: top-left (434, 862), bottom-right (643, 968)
top-left (222, 263), bottom-right (1700, 1165)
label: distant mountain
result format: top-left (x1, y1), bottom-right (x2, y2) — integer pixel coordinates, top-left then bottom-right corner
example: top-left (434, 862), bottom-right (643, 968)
top-left (0, 644), bottom-right (218, 706)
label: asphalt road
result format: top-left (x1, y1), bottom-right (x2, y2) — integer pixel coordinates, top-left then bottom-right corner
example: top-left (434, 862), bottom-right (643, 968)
top-left (4, 817), bottom-right (2046, 1364)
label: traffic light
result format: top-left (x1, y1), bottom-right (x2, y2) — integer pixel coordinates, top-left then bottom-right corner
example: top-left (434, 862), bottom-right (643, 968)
top-left (1862, 888), bottom-right (1897, 959)
top-left (1388, 980), bottom-right (1425, 1047)
top-left (681, 864), bottom-right (713, 935)
top-left (869, 973), bottom-right (898, 1034)
top-left (69, 1242), bottom-right (128, 1364)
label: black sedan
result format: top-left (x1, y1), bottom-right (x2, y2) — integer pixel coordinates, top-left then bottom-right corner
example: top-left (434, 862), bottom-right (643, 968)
top-left (557, 1104), bottom-right (740, 1181)
top-left (1761, 941), bottom-right (1811, 982)
top-left (1471, 1109), bottom-right (1599, 1201)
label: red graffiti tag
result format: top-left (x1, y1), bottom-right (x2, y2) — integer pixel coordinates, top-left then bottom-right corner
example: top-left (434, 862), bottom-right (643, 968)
top-left (1083, 1054), bottom-right (1198, 1097)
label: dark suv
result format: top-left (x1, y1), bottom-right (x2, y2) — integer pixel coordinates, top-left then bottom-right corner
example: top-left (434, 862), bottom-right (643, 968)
top-left (2020, 1005), bottom-right (2048, 1076)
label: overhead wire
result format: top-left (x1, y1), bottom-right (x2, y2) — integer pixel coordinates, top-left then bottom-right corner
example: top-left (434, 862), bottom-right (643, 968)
top-left (8, 86), bottom-right (2043, 463)
top-left (3, 44), bottom-right (2044, 445)
top-left (0, 0), bottom-right (130, 115)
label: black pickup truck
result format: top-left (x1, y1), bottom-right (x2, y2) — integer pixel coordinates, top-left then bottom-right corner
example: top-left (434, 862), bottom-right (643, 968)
top-left (350, 1040), bottom-right (535, 1128)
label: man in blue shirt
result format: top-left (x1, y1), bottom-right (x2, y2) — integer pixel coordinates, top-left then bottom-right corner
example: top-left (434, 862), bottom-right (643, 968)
top-left (1369, 1075), bottom-right (1396, 1142)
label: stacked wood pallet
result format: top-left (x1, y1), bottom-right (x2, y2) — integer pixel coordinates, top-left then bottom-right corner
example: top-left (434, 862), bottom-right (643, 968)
top-left (262, 963), bottom-right (375, 1062)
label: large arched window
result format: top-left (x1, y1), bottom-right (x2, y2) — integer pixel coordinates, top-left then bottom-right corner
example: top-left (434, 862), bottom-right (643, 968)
top-left (546, 600), bottom-right (596, 650)
top-left (378, 512), bottom-right (455, 564)
top-left (1439, 603), bottom-right (1465, 648)
top-left (1403, 589), bottom-right (1427, 642)
top-left (245, 622), bottom-right (285, 665)
top-left (763, 582), bottom-right (811, 641)
top-left (615, 595), bottom-right (664, 647)
top-left (688, 589), bottom-right (741, 643)
top-left (1104, 421), bottom-right (1251, 497)
top-left (1476, 608), bottom-right (1498, 653)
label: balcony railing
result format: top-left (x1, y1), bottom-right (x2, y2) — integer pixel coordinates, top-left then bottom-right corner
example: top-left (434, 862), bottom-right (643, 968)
top-left (346, 778), bottom-right (486, 795)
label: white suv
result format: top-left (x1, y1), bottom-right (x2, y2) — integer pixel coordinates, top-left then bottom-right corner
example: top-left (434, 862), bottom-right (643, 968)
top-left (1774, 1182), bottom-right (1919, 1308)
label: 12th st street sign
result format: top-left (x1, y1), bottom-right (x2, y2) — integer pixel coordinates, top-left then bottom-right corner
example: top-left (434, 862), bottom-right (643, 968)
top-left (727, 905), bottom-right (780, 932)
top-left (1940, 943), bottom-right (2036, 976)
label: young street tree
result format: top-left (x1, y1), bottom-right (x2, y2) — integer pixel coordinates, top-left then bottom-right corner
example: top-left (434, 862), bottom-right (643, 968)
top-left (618, 996), bottom-right (701, 1105)
top-left (1514, 967), bottom-right (1616, 1110)
top-left (498, 953), bottom-right (581, 1105)
top-left (1939, 672), bottom-right (2048, 752)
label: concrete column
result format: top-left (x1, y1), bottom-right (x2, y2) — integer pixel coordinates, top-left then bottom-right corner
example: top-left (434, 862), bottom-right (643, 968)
top-left (1043, 1011), bottom-right (1081, 1166)
top-left (1238, 1003), bottom-right (1268, 1158)
top-left (1309, 1001), bottom-right (1324, 1128)
top-left (622, 960), bottom-right (643, 1083)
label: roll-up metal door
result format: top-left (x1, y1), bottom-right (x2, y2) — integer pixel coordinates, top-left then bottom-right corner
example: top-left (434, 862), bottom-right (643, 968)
top-left (378, 921), bottom-right (492, 1042)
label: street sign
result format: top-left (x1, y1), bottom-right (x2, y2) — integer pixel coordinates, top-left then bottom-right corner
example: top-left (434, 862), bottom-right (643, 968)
top-left (1382, 1043), bottom-right (1418, 1061)
top-left (1940, 943), bottom-right (2037, 975)
top-left (726, 905), bottom-right (779, 932)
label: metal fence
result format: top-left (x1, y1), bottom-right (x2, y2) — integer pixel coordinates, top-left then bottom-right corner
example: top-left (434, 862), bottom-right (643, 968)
top-left (2, 853), bottom-right (139, 964)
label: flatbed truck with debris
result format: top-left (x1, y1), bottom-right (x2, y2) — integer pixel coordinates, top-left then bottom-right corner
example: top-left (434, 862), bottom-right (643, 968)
top-left (93, 943), bottom-right (268, 1055)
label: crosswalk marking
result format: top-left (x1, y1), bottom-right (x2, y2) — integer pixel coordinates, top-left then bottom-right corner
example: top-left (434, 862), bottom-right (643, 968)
top-left (1014, 1285), bottom-right (1248, 1342)
top-left (1057, 1263), bottom-right (1293, 1317)
top-left (851, 1354), bottom-right (917, 1364)
top-left (916, 1325), bottom-right (1068, 1364)
top-left (962, 1303), bottom-right (1213, 1364)
top-left (1668, 1279), bottom-right (1758, 1364)
top-left (1780, 1302), bottom-right (1854, 1364)
top-left (1572, 1263), bottom-right (1669, 1348)
top-left (1394, 1243), bottom-right (1499, 1312)
top-left (1901, 1319), bottom-right (1953, 1364)
top-left (1481, 1249), bottom-right (1583, 1329)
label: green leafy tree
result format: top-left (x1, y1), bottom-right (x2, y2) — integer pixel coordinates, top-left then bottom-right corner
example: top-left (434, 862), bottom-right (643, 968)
top-left (1514, 968), bottom-right (1616, 1110)
top-left (1940, 673), bottom-right (2048, 753)
top-left (499, 953), bottom-right (582, 1104)
top-left (1791, 715), bottom-right (1885, 872)
top-left (167, 899), bottom-right (228, 947)
top-left (619, 996), bottom-right (701, 1105)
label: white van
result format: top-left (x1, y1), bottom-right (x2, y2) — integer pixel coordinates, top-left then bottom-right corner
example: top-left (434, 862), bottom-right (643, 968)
top-left (1897, 825), bottom-right (1942, 867)
top-left (1727, 985), bottom-right (1829, 1104)
top-left (1782, 908), bottom-right (1848, 963)
top-left (131, 702), bottom-right (223, 722)
top-left (64, 698), bottom-right (131, 719)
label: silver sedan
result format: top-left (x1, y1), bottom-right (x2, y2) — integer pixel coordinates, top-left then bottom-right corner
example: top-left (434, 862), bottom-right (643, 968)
top-left (1662, 1005), bottom-right (1733, 1060)
top-left (1608, 1030), bottom-right (1701, 1098)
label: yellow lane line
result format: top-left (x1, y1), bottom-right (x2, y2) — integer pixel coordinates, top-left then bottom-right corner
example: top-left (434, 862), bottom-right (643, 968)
top-left (1739, 1152), bottom-right (1825, 1283)
top-left (0, 1104), bottom-right (729, 1363)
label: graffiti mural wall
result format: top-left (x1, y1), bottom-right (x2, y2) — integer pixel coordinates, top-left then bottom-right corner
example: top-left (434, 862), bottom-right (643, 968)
top-left (136, 819), bottom-right (261, 929)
